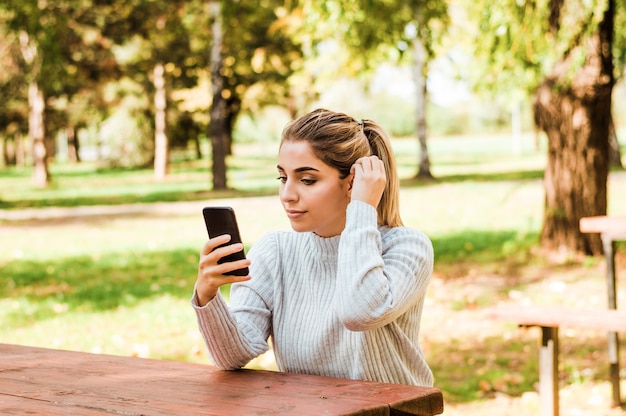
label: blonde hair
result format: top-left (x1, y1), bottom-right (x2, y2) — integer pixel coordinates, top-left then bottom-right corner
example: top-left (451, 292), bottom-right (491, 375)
top-left (280, 108), bottom-right (403, 227)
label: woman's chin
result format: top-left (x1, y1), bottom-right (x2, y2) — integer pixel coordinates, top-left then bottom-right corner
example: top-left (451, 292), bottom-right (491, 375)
top-left (289, 223), bottom-right (310, 233)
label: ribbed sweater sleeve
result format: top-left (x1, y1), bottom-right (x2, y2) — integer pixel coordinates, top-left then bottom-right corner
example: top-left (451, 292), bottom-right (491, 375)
top-left (191, 286), bottom-right (271, 370)
top-left (334, 201), bottom-right (434, 331)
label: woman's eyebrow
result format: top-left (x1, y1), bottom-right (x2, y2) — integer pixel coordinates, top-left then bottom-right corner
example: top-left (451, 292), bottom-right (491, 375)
top-left (276, 165), bottom-right (320, 173)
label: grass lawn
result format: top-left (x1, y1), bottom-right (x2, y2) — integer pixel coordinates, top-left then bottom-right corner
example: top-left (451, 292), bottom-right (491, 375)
top-left (1, 132), bottom-right (626, 415)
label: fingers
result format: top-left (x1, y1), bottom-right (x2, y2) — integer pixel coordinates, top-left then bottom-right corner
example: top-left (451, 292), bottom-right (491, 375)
top-left (350, 156), bottom-right (386, 207)
top-left (195, 235), bottom-right (251, 306)
top-left (200, 236), bottom-right (251, 275)
top-left (353, 155), bottom-right (384, 171)
top-left (201, 234), bottom-right (231, 255)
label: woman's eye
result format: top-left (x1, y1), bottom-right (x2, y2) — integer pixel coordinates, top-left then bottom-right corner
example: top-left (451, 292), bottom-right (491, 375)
top-left (276, 176), bottom-right (287, 183)
top-left (301, 179), bottom-right (316, 185)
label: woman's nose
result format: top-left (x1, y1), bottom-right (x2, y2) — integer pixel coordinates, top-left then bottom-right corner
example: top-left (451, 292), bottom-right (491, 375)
top-left (280, 179), bottom-right (297, 202)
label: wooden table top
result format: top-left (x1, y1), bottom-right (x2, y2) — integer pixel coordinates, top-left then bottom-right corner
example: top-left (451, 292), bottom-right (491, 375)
top-left (0, 343), bottom-right (443, 416)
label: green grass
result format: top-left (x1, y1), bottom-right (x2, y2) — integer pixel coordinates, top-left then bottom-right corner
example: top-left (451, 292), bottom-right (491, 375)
top-left (0, 134), bottom-right (549, 210)
top-left (1, 133), bottom-right (625, 408)
top-left (0, 157), bottom-right (278, 209)
top-left (2, 250), bottom-right (197, 321)
top-left (428, 336), bottom-right (539, 402)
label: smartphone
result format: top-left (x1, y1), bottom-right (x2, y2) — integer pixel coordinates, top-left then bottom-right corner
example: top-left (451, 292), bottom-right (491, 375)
top-left (202, 206), bottom-right (249, 276)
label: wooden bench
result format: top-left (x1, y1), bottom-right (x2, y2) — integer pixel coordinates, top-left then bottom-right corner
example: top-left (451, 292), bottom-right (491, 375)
top-left (485, 306), bottom-right (626, 416)
top-left (580, 215), bottom-right (626, 407)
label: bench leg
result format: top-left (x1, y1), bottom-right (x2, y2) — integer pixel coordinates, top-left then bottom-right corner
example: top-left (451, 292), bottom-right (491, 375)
top-left (603, 236), bottom-right (622, 407)
top-left (539, 326), bottom-right (559, 416)
top-left (608, 332), bottom-right (621, 408)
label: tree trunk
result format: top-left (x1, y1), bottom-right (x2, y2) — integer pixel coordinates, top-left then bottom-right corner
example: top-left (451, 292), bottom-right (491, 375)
top-left (224, 97), bottom-right (241, 157)
top-left (19, 30), bottom-right (49, 187)
top-left (67, 125), bottom-right (81, 163)
top-left (411, 38), bottom-right (433, 179)
top-left (609, 116), bottom-right (623, 168)
top-left (209, 0), bottom-right (228, 190)
top-left (533, 0), bottom-right (614, 256)
top-left (15, 131), bottom-right (24, 167)
top-left (0, 137), bottom-right (5, 168)
top-left (511, 99), bottom-right (523, 155)
top-left (28, 81), bottom-right (49, 188)
top-left (153, 62), bottom-right (169, 181)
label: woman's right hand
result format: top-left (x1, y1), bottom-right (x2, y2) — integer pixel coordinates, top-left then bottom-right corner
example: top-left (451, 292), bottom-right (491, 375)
top-left (195, 234), bottom-right (251, 306)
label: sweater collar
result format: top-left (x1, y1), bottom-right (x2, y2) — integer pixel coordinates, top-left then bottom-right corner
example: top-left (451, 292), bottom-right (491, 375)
top-left (308, 232), bottom-right (341, 259)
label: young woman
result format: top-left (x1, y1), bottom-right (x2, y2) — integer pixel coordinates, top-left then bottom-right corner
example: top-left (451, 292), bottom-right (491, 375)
top-left (191, 108), bottom-right (434, 387)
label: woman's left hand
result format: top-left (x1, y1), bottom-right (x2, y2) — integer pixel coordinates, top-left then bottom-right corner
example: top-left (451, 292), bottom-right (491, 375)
top-left (350, 156), bottom-right (386, 208)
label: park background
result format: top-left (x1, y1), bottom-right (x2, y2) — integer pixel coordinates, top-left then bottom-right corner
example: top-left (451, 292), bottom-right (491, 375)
top-left (2, 1), bottom-right (626, 415)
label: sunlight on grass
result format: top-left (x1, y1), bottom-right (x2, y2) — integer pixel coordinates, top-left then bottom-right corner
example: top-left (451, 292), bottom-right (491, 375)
top-left (0, 294), bottom-right (210, 363)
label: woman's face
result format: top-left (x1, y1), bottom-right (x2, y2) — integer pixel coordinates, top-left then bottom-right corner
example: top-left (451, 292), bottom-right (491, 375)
top-left (277, 140), bottom-right (352, 237)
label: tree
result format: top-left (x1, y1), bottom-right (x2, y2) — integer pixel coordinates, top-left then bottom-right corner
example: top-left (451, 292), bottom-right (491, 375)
top-left (1, 0), bottom-right (121, 183)
top-left (98, 0), bottom-right (195, 178)
top-left (0, 19), bottom-right (28, 168)
top-left (535, 0), bottom-right (615, 254)
top-left (463, 0), bottom-right (622, 255)
top-left (4, 3), bottom-right (54, 187)
top-left (208, 0), bottom-right (228, 190)
top-left (609, 117), bottom-right (623, 168)
top-left (283, 1), bottom-right (448, 179)
top-left (189, 0), bottom-right (303, 190)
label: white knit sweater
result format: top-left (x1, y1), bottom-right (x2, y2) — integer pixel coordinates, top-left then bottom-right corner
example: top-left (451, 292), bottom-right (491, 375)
top-left (191, 200), bottom-right (434, 386)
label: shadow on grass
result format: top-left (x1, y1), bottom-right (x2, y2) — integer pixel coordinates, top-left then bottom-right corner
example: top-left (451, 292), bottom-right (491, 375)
top-left (1, 248), bottom-right (200, 328)
top-left (1, 229), bottom-right (539, 329)
top-left (431, 229), bottom-right (539, 267)
top-left (0, 187), bottom-right (279, 210)
top-left (400, 169), bottom-right (544, 188)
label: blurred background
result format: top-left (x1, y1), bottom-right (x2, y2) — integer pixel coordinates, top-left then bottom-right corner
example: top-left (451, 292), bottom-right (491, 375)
top-left (1, 1), bottom-right (626, 415)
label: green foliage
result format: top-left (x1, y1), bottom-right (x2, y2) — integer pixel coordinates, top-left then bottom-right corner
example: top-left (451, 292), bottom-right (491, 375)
top-left (0, 0), bottom-right (304, 173)
top-left (369, 93), bottom-right (417, 137)
top-left (99, 100), bottom-right (154, 168)
top-left (280, 0), bottom-right (450, 115)
top-left (458, 0), bottom-right (624, 96)
top-left (208, 1), bottom-right (304, 115)
top-left (234, 106), bottom-right (292, 143)
top-left (616, 0), bottom-right (626, 78)
top-left (294, 0), bottom-right (449, 63)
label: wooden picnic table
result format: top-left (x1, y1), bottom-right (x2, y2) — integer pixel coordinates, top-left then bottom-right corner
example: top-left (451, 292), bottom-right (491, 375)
top-left (0, 343), bottom-right (443, 416)
top-left (579, 215), bottom-right (626, 407)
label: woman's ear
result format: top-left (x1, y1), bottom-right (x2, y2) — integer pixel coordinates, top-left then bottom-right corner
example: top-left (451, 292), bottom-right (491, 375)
top-left (346, 172), bottom-right (355, 196)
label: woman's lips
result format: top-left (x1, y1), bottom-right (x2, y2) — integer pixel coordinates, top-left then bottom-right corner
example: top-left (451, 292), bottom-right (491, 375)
top-left (285, 209), bottom-right (306, 220)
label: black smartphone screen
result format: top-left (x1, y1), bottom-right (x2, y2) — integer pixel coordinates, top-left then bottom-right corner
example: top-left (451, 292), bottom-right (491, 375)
top-left (202, 206), bottom-right (249, 276)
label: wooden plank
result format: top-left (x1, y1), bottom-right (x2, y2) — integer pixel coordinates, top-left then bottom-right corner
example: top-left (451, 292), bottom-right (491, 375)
top-left (0, 393), bottom-right (110, 416)
top-left (0, 344), bottom-right (443, 416)
top-left (0, 354), bottom-right (385, 415)
top-left (579, 216), bottom-right (626, 237)
top-left (485, 306), bottom-right (626, 332)
top-left (208, 369), bottom-right (443, 414)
